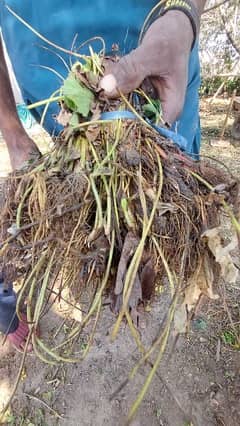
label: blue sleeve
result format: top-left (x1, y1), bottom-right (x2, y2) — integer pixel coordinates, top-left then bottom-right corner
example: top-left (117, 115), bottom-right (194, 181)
top-left (171, 42), bottom-right (201, 157)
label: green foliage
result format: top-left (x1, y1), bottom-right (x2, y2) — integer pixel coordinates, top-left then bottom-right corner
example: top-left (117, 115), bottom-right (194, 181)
top-left (69, 112), bottom-right (79, 127)
top-left (62, 73), bottom-right (94, 117)
top-left (221, 329), bottom-right (240, 349)
top-left (142, 99), bottom-right (162, 123)
top-left (200, 76), bottom-right (240, 97)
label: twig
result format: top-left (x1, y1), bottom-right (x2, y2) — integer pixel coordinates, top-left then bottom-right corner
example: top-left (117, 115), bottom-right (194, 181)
top-left (220, 90), bottom-right (237, 139)
top-left (46, 287), bottom-right (87, 314)
top-left (24, 392), bottom-right (64, 419)
top-left (153, 368), bottom-right (192, 421)
top-left (216, 338), bottom-right (221, 362)
top-left (0, 328), bottom-right (34, 420)
top-left (203, 0), bottom-right (230, 14)
top-left (220, 10), bottom-right (240, 57)
top-left (110, 358), bottom-right (191, 421)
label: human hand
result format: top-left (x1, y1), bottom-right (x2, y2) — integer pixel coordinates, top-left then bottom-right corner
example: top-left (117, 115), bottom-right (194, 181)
top-left (100, 11), bottom-right (194, 125)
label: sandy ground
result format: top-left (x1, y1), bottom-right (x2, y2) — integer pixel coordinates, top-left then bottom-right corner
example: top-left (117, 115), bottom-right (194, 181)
top-left (0, 98), bottom-right (240, 426)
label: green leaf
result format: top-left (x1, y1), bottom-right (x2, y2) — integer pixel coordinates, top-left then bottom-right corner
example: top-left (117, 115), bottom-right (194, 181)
top-left (80, 57), bottom-right (94, 73)
top-left (69, 112), bottom-right (79, 127)
top-left (222, 330), bottom-right (237, 346)
top-left (142, 99), bottom-right (162, 121)
top-left (142, 103), bottom-right (158, 117)
top-left (62, 73), bottom-right (94, 117)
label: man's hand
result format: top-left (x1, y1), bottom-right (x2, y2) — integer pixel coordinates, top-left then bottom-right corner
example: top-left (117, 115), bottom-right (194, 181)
top-left (100, 11), bottom-right (194, 125)
top-left (0, 38), bottom-right (40, 170)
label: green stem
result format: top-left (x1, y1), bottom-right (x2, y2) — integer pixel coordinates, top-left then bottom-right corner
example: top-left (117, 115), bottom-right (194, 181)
top-left (16, 185), bottom-right (33, 228)
top-left (111, 153), bottom-right (163, 339)
top-left (16, 251), bottom-right (48, 319)
top-left (27, 96), bottom-right (64, 110)
top-left (33, 249), bottom-right (56, 326)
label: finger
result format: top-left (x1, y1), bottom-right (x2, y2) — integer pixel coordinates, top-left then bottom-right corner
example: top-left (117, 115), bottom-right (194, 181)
top-left (152, 62), bottom-right (188, 124)
top-left (100, 46), bottom-right (147, 97)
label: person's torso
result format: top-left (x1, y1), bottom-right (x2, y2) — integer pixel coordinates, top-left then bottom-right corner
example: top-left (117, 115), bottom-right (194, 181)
top-left (1, 1), bottom-right (157, 104)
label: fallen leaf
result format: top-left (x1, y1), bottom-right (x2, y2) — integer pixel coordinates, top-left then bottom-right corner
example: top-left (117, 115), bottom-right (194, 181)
top-left (86, 124), bottom-right (100, 142)
top-left (141, 258), bottom-right (156, 300)
top-left (203, 227), bottom-right (238, 284)
top-left (114, 232), bottom-right (140, 295)
top-left (128, 272), bottom-right (142, 312)
top-left (174, 254), bottom-right (219, 333)
top-left (56, 109), bottom-right (72, 126)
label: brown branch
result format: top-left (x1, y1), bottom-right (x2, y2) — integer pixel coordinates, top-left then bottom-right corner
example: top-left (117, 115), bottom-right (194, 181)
top-left (220, 89), bottom-right (237, 138)
top-left (24, 392), bottom-right (64, 419)
top-left (203, 0), bottom-right (230, 14)
top-left (220, 9), bottom-right (240, 56)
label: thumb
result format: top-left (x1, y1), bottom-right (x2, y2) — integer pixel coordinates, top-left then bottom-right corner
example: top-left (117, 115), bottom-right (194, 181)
top-left (100, 47), bottom-right (147, 97)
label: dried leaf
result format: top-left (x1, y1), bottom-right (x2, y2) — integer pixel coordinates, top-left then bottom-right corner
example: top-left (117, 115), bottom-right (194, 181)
top-left (128, 272), bottom-right (142, 311)
top-left (203, 227), bottom-right (238, 284)
top-left (114, 232), bottom-right (140, 295)
top-left (174, 255), bottom-right (219, 333)
top-left (141, 259), bottom-right (156, 300)
top-left (86, 124), bottom-right (100, 142)
top-left (56, 109), bottom-right (72, 126)
top-left (67, 147), bottom-right (81, 161)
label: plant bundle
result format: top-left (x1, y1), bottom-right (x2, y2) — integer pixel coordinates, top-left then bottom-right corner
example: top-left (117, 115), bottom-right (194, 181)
top-left (0, 49), bottom-right (239, 423)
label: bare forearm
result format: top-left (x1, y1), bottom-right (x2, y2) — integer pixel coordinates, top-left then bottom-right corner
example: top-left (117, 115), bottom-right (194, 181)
top-left (0, 38), bottom-right (24, 141)
top-left (0, 39), bottom-right (39, 170)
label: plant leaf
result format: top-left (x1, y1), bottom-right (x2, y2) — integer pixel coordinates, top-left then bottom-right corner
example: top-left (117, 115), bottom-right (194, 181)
top-left (142, 99), bottom-right (162, 121)
top-left (62, 73), bottom-right (94, 117)
top-left (69, 112), bottom-right (79, 127)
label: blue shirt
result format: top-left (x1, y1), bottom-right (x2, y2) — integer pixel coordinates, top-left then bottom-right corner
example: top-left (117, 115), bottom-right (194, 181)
top-left (1, 1), bottom-right (157, 131)
top-left (0, 1), bottom-right (201, 154)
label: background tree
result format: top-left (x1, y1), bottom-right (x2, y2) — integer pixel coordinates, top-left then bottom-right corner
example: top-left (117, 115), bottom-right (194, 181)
top-left (200, 0), bottom-right (240, 79)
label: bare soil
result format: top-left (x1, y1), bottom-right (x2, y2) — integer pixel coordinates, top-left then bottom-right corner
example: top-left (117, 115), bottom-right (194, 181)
top-left (0, 98), bottom-right (239, 426)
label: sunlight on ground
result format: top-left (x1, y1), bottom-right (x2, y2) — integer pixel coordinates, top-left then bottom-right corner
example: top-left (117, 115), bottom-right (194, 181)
top-left (0, 378), bottom-right (11, 412)
top-left (0, 123), bottom-right (51, 177)
top-left (49, 287), bottom-right (83, 323)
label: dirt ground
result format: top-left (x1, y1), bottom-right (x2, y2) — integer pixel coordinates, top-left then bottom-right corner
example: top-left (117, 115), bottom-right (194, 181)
top-left (0, 98), bottom-right (240, 426)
